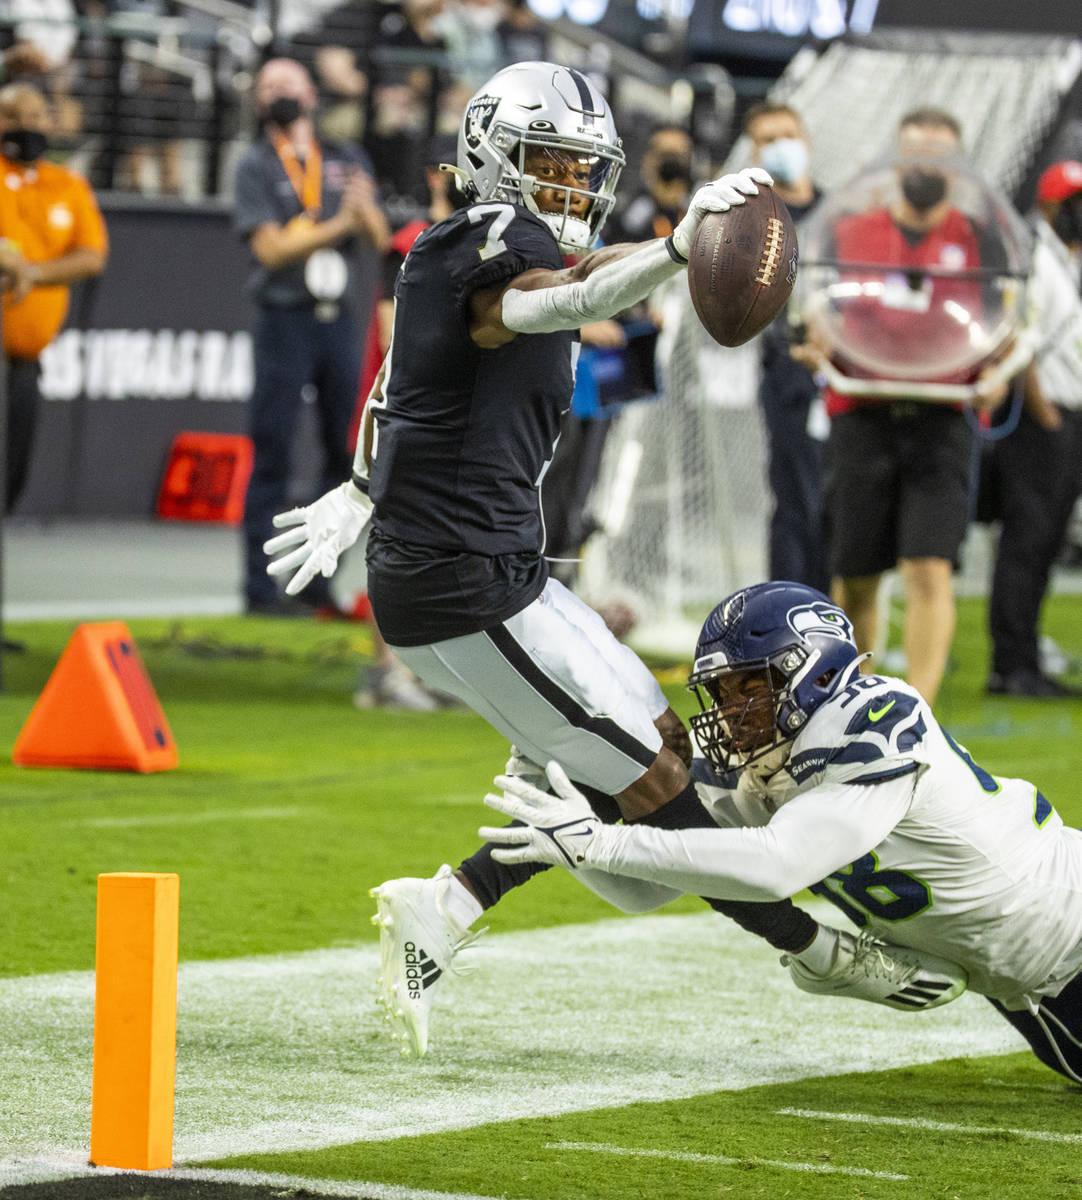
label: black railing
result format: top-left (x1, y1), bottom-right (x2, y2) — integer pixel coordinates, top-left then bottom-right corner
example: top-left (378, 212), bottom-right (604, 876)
top-left (0, 7), bottom-right (733, 202)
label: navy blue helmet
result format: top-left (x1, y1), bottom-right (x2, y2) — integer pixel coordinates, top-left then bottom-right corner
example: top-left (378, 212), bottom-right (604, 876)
top-left (688, 582), bottom-right (859, 775)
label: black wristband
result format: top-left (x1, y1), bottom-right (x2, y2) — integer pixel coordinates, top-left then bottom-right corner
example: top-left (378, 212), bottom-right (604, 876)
top-left (664, 234), bottom-right (688, 265)
top-left (350, 471), bottom-right (370, 496)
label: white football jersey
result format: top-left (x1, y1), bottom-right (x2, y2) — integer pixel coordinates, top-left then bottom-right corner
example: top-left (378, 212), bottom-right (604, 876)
top-left (1026, 221), bottom-right (1082, 409)
top-left (593, 672), bottom-right (1082, 1009)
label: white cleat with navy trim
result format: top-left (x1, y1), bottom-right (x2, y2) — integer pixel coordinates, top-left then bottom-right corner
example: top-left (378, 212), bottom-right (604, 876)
top-left (782, 928), bottom-right (968, 1011)
top-left (369, 864), bottom-right (484, 1057)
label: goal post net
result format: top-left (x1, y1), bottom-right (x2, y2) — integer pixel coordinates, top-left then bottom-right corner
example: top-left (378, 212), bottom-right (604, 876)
top-left (578, 279), bottom-right (770, 656)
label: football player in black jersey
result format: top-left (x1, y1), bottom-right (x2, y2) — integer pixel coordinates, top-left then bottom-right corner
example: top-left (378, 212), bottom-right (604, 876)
top-left (264, 61), bottom-right (783, 1054)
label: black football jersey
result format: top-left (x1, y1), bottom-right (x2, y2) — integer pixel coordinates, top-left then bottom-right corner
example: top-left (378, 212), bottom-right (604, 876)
top-left (368, 202), bottom-right (574, 555)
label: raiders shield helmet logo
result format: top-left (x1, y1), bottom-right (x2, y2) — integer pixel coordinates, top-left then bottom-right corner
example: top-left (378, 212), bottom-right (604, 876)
top-left (464, 94), bottom-right (499, 150)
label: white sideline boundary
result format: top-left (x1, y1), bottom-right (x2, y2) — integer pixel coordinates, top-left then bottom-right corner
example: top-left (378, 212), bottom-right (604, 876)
top-left (0, 1161), bottom-right (506, 1200)
top-left (1, 910), bottom-right (1023, 1186)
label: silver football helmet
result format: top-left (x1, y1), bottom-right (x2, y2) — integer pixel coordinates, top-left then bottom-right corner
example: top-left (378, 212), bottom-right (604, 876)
top-left (456, 61), bottom-right (625, 254)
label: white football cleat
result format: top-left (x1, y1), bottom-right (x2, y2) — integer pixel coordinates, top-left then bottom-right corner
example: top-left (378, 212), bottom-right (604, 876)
top-left (369, 864), bottom-right (484, 1057)
top-left (781, 928), bottom-right (967, 1011)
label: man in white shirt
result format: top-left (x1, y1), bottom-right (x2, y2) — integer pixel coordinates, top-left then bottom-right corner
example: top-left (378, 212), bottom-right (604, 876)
top-left (484, 581), bottom-right (1082, 1084)
top-left (985, 162), bottom-right (1082, 697)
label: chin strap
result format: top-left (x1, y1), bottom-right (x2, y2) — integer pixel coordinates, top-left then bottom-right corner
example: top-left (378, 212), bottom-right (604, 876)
top-left (438, 162), bottom-right (472, 188)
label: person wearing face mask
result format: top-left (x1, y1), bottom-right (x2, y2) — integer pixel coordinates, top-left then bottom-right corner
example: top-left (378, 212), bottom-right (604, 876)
top-left (744, 102), bottom-right (828, 594)
top-left (793, 108), bottom-right (1012, 708)
top-left (981, 161), bottom-right (1082, 697)
top-left (437, 0), bottom-right (507, 93)
top-left (608, 126), bottom-right (694, 246)
top-left (233, 57), bottom-right (390, 616)
top-left (0, 82), bottom-right (107, 513)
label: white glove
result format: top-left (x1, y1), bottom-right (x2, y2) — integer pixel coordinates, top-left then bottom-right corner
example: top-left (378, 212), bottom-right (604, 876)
top-left (263, 481), bottom-right (373, 596)
top-left (670, 167), bottom-right (774, 261)
top-left (503, 746), bottom-right (547, 791)
top-left (479, 761), bottom-right (600, 869)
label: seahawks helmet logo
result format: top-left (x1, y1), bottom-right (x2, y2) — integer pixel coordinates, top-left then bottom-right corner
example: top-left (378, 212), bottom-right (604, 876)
top-left (464, 95), bottom-right (499, 149)
top-left (786, 602), bottom-right (853, 642)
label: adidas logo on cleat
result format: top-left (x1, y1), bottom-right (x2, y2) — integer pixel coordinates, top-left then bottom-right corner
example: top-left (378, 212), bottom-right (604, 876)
top-left (403, 940), bottom-right (442, 1001)
top-left (888, 978), bottom-right (955, 1009)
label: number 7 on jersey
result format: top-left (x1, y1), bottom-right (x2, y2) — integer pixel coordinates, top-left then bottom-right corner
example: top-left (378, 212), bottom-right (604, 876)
top-left (469, 203), bottom-right (515, 261)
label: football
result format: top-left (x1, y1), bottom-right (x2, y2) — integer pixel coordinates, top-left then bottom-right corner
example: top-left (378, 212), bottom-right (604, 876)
top-left (686, 188), bottom-right (799, 347)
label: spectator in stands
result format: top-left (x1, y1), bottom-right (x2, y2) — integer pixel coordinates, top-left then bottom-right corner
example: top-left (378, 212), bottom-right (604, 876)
top-left (496, 0), bottom-right (549, 66)
top-left (0, 81), bottom-right (107, 512)
top-left (365, 0), bottom-right (450, 206)
top-left (234, 57), bottom-right (389, 616)
top-left (793, 108), bottom-right (1009, 707)
top-left (0, 5), bottom-right (86, 168)
top-left (313, 45), bottom-right (368, 145)
top-left (0, 1), bottom-right (76, 77)
top-left (744, 101), bottom-right (828, 592)
top-left (983, 161), bottom-right (1082, 697)
top-left (437, 0), bottom-right (507, 94)
top-left (106, 0), bottom-right (196, 196)
top-left (287, 1), bottom-right (380, 145)
top-left (0, 41), bottom-right (51, 81)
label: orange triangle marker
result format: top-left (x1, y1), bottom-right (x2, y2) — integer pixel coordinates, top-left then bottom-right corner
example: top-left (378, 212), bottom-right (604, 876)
top-left (13, 622), bottom-right (178, 772)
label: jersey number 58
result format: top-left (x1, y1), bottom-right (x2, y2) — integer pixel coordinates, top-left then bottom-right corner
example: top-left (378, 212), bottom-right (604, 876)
top-left (810, 851), bottom-right (932, 927)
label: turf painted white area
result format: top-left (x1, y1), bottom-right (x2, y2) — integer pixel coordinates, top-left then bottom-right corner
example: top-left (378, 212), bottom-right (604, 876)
top-left (777, 1108), bottom-right (1082, 1143)
top-left (78, 807), bottom-right (308, 828)
top-left (546, 1141), bottom-right (909, 1179)
top-left (1, 908), bottom-right (1021, 1183)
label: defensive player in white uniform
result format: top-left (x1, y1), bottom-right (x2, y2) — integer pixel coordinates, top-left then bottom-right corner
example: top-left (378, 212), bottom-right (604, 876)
top-left (483, 582), bottom-right (1082, 1084)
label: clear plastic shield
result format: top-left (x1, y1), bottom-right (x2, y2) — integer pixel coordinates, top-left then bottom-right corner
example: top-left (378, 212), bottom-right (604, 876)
top-left (795, 154), bottom-right (1032, 385)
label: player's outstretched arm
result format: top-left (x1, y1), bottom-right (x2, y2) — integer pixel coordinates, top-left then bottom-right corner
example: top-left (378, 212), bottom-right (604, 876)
top-left (469, 168), bottom-right (773, 346)
top-left (263, 481), bottom-right (373, 595)
top-left (480, 762), bottom-right (683, 911)
top-left (480, 761), bottom-right (603, 868)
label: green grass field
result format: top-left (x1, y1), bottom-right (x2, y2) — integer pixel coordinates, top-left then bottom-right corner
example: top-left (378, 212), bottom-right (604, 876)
top-left (2, 597), bottom-right (1081, 1199)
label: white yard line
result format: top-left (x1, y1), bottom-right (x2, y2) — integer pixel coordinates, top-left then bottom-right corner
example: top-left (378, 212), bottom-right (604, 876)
top-left (547, 1140), bottom-right (909, 1180)
top-left (984, 1077), bottom-right (1073, 1093)
top-left (777, 1108), bottom-right (1082, 1144)
top-left (1, 910), bottom-right (1021, 1182)
top-left (77, 807), bottom-right (307, 828)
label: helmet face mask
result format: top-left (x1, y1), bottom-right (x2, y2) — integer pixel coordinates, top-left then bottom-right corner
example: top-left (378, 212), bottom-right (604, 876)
top-left (690, 661), bottom-right (789, 774)
top-left (688, 583), bottom-right (860, 778)
top-left (458, 62), bottom-right (625, 254)
top-left (518, 140), bottom-right (622, 253)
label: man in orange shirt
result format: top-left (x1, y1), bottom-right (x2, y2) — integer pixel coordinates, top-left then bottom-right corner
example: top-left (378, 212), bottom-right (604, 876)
top-left (0, 83), bottom-right (107, 511)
